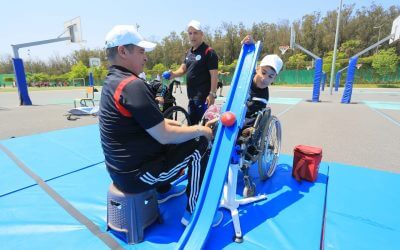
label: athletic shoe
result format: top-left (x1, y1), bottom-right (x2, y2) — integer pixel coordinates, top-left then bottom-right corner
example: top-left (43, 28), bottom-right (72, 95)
top-left (157, 184), bottom-right (186, 204)
top-left (181, 210), bottom-right (223, 228)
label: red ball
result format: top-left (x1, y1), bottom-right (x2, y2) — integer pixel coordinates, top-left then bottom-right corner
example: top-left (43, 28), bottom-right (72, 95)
top-left (221, 112), bottom-right (236, 127)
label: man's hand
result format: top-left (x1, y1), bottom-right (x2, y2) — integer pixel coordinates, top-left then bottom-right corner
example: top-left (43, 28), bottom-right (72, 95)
top-left (206, 95), bottom-right (215, 106)
top-left (155, 96), bottom-right (164, 104)
top-left (168, 70), bottom-right (175, 80)
top-left (241, 35), bottom-right (254, 45)
top-left (198, 125), bottom-right (213, 141)
top-left (204, 117), bottom-right (219, 128)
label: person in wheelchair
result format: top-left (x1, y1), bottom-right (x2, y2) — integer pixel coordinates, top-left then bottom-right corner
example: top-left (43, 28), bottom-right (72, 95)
top-left (239, 35), bottom-right (283, 161)
top-left (148, 79), bottom-right (175, 112)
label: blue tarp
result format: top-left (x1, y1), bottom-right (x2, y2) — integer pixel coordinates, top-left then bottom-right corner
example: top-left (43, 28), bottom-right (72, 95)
top-left (0, 125), bottom-right (399, 249)
top-left (324, 163), bottom-right (400, 250)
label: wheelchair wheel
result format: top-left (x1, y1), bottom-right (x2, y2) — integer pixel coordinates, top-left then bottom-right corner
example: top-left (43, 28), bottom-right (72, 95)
top-left (163, 106), bottom-right (191, 126)
top-left (258, 115), bottom-right (281, 181)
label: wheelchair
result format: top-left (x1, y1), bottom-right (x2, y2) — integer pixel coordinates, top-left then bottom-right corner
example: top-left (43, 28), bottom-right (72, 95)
top-left (215, 97), bottom-right (282, 241)
top-left (235, 97), bottom-right (282, 197)
top-left (150, 79), bottom-right (191, 126)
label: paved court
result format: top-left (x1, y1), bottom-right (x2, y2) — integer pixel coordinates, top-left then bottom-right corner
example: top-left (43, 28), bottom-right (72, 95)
top-left (1, 85), bottom-right (399, 172)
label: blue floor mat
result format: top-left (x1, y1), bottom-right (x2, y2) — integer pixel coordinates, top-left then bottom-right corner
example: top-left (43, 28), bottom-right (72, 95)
top-left (205, 154), bottom-right (328, 249)
top-left (0, 125), bottom-right (104, 195)
top-left (0, 148), bottom-right (36, 197)
top-left (0, 148), bottom-right (328, 249)
top-left (323, 163), bottom-right (400, 250)
top-left (3, 125), bottom-right (399, 249)
top-left (0, 184), bottom-right (109, 250)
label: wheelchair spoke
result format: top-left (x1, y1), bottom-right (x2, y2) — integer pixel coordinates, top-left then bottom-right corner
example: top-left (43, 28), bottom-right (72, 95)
top-left (258, 115), bottom-right (281, 181)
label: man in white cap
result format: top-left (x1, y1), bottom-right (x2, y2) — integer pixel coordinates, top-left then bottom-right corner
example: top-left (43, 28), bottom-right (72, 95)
top-left (99, 25), bottom-right (223, 228)
top-left (169, 20), bottom-right (219, 124)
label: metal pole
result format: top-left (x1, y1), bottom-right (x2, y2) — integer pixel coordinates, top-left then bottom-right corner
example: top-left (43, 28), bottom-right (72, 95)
top-left (294, 44), bottom-right (319, 59)
top-left (374, 24), bottom-right (384, 54)
top-left (329, 0), bottom-right (343, 95)
top-left (354, 34), bottom-right (393, 58)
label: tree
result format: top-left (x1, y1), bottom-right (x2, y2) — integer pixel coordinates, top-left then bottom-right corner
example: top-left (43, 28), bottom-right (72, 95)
top-left (69, 61), bottom-right (88, 80)
top-left (323, 51), bottom-right (347, 74)
top-left (92, 65), bottom-right (108, 81)
top-left (339, 40), bottom-right (361, 57)
top-left (286, 53), bottom-right (308, 70)
top-left (372, 48), bottom-right (399, 79)
top-left (152, 63), bottom-right (167, 75)
top-left (0, 55), bottom-right (14, 73)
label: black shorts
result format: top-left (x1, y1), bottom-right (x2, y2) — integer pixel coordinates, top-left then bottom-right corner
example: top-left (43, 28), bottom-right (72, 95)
top-left (217, 82), bottom-right (223, 89)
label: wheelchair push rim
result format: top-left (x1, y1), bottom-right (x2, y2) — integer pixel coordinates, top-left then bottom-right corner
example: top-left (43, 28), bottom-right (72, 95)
top-left (163, 106), bottom-right (191, 126)
top-left (258, 115), bottom-right (281, 180)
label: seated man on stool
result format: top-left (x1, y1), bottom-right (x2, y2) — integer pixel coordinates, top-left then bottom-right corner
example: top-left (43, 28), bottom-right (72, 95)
top-left (99, 25), bottom-right (223, 227)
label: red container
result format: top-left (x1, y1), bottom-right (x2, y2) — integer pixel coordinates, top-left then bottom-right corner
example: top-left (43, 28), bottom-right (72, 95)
top-left (292, 145), bottom-right (323, 182)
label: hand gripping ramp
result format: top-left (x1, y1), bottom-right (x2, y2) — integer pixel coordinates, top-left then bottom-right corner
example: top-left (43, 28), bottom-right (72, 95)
top-left (176, 42), bottom-right (262, 249)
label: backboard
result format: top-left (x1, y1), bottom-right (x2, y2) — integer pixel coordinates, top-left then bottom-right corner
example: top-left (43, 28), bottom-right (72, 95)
top-left (290, 26), bottom-right (296, 49)
top-left (389, 15), bottom-right (400, 44)
top-left (89, 58), bottom-right (101, 67)
top-left (64, 17), bottom-right (82, 43)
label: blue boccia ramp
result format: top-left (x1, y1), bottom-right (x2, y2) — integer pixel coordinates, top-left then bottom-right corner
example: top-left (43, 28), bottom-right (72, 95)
top-left (1, 125), bottom-right (400, 249)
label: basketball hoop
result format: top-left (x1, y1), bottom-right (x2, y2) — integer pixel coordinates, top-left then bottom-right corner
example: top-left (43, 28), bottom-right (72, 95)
top-left (279, 45), bottom-right (290, 55)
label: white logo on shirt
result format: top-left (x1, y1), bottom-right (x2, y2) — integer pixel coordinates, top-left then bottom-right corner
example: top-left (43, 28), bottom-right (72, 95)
top-left (195, 55), bottom-right (201, 61)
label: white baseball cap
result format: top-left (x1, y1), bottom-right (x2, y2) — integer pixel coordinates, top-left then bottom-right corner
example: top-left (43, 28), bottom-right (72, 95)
top-left (260, 54), bottom-right (283, 74)
top-left (105, 25), bottom-right (156, 51)
top-left (187, 20), bottom-right (202, 31)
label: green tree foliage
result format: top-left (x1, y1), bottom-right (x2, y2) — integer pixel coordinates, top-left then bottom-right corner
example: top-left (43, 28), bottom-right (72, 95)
top-left (286, 53), bottom-right (308, 70)
top-left (323, 51), bottom-right (347, 74)
top-left (340, 40), bottom-right (362, 57)
top-left (92, 65), bottom-right (108, 81)
top-left (148, 63), bottom-right (167, 77)
top-left (372, 48), bottom-right (399, 77)
top-left (28, 73), bottom-right (51, 82)
top-left (69, 61), bottom-right (88, 80)
top-left (0, 55), bottom-right (14, 73)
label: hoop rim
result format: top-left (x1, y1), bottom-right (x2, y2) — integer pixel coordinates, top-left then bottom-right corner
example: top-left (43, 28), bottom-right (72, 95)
top-left (279, 45), bottom-right (290, 55)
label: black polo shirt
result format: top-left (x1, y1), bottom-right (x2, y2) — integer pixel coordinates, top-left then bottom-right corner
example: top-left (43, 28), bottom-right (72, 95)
top-left (99, 65), bottom-right (165, 175)
top-left (184, 42), bottom-right (218, 101)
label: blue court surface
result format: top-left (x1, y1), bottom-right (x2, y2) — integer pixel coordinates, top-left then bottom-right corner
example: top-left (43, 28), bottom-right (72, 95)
top-left (363, 101), bottom-right (400, 110)
top-left (1, 125), bottom-right (399, 249)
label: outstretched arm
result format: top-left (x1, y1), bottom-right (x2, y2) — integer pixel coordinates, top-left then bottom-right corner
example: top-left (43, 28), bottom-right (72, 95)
top-left (170, 64), bottom-right (187, 79)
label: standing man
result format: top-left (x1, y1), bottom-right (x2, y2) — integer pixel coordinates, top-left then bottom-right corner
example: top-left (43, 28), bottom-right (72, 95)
top-left (169, 20), bottom-right (219, 124)
top-left (99, 25), bottom-right (223, 227)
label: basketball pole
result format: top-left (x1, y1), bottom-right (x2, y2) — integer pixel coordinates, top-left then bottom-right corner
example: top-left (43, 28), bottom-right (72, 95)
top-left (329, 0), bottom-right (343, 95)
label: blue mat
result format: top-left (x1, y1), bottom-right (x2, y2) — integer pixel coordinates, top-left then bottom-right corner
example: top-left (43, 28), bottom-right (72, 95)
top-left (205, 154), bottom-right (328, 249)
top-left (0, 184), bottom-right (108, 249)
top-left (0, 122), bottom-right (329, 249)
top-left (324, 163), bottom-right (400, 250)
top-left (0, 125), bottom-right (104, 194)
top-left (0, 148), bottom-right (35, 197)
top-left (3, 125), bottom-right (399, 249)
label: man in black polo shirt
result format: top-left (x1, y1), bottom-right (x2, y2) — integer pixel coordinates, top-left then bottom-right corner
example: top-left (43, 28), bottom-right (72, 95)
top-left (169, 20), bottom-right (219, 124)
top-left (99, 25), bottom-right (223, 227)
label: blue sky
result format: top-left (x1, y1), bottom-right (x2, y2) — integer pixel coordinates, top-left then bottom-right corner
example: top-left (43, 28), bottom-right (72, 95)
top-left (0, 0), bottom-right (397, 62)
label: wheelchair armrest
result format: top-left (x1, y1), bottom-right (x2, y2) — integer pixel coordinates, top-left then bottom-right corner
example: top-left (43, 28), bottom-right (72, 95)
top-left (251, 97), bottom-right (268, 105)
